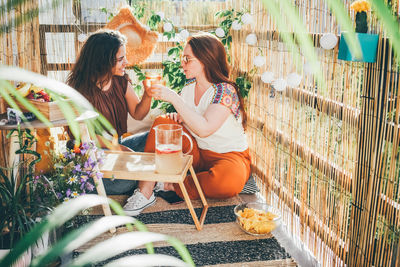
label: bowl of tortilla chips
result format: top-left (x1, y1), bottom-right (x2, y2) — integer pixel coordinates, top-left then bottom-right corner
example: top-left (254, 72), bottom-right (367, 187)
top-left (234, 202), bottom-right (281, 236)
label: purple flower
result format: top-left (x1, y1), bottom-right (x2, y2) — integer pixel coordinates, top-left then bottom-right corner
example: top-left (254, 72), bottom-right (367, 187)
top-left (86, 182), bottom-right (94, 191)
top-left (56, 192), bottom-right (63, 199)
top-left (96, 172), bottom-right (103, 179)
top-left (84, 158), bottom-right (94, 169)
top-left (74, 164), bottom-right (81, 172)
top-left (80, 175), bottom-right (88, 182)
top-left (80, 142), bottom-right (90, 154)
top-left (66, 188), bottom-right (72, 197)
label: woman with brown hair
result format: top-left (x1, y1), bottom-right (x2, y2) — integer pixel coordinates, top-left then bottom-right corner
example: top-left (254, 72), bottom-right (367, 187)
top-left (66, 29), bottom-right (153, 195)
top-left (123, 32), bottom-right (251, 216)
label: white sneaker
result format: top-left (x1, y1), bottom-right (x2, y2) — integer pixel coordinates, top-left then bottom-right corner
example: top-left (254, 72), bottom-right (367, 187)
top-left (154, 182), bottom-right (165, 192)
top-left (123, 189), bottom-right (156, 216)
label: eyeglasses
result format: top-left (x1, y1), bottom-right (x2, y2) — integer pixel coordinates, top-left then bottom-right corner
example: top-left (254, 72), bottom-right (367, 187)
top-left (180, 55), bottom-right (197, 64)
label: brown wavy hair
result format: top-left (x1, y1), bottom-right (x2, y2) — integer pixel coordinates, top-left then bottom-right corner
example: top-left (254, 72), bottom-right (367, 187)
top-left (66, 29), bottom-right (127, 97)
top-left (187, 32), bottom-right (247, 129)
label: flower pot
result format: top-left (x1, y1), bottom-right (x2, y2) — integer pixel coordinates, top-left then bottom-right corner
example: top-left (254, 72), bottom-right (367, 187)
top-left (338, 32), bottom-right (379, 63)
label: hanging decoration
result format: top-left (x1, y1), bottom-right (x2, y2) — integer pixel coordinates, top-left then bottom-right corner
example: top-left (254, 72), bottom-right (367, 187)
top-left (77, 33), bottom-right (87, 43)
top-left (320, 33), bottom-right (338, 50)
top-left (253, 55), bottom-right (266, 67)
top-left (241, 13), bottom-right (254, 25)
top-left (286, 72), bottom-right (302, 87)
top-left (246, 33), bottom-right (257, 45)
top-left (261, 71), bottom-right (275, 84)
top-left (215, 27), bottom-right (225, 38)
top-left (156, 11), bottom-right (165, 20)
top-left (272, 78), bottom-right (287, 92)
top-left (232, 20), bottom-right (242, 30)
top-left (163, 22), bottom-right (173, 32)
top-left (179, 29), bottom-right (190, 40)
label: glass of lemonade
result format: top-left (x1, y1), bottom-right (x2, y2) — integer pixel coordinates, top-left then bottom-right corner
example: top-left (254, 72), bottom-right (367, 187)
top-left (154, 124), bottom-right (193, 174)
top-left (144, 71), bottom-right (165, 87)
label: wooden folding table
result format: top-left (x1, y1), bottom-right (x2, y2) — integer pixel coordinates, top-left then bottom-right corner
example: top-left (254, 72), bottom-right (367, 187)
top-left (98, 151), bottom-right (208, 230)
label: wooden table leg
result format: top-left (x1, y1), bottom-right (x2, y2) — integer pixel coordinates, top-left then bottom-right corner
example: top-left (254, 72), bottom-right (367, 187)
top-left (178, 181), bottom-right (204, 230)
top-left (189, 166), bottom-right (208, 227)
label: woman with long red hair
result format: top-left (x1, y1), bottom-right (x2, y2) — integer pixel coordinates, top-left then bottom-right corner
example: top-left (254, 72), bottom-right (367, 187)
top-left (123, 32), bottom-right (251, 216)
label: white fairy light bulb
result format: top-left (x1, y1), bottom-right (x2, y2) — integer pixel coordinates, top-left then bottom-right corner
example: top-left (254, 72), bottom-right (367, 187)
top-left (78, 33), bottom-right (87, 43)
top-left (179, 29), bottom-right (190, 40)
top-left (241, 13), bottom-right (254, 25)
top-left (320, 33), bottom-right (338, 50)
top-left (215, 27), bottom-right (225, 38)
top-left (261, 71), bottom-right (274, 83)
top-left (286, 73), bottom-right (302, 87)
top-left (163, 22), bottom-right (173, 32)
top-left (245, 33), bottom-right (257, 45)
top-left (156, 11), bottom-right (165, 20)
top-left (272, 78), bottom-right (287, 92)
top-left (232, 20), bottom-right (242, 30)
top-left (253, 55), bottom-right (265, 67)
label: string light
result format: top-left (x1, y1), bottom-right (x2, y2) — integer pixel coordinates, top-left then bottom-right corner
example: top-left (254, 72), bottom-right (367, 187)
top-left (215, 27), bottom-right (225, 37)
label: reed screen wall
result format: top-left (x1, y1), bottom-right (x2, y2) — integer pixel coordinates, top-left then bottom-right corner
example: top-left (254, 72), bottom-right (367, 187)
top-left (1, 0), bottom-right (399, 266)
top-left (231, 1), bottom-right (400, 266)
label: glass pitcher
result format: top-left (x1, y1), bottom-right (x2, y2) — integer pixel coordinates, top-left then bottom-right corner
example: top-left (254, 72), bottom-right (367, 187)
top-left (154, 124), bottom-right (193, 174)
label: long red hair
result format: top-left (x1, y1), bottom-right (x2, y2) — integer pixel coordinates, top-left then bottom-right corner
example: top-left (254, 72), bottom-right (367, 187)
top-left (187, 33), bottom-right (247, 129)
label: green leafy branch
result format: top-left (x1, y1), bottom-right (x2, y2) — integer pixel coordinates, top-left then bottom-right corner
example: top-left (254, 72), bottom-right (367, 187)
top-left (215, 8), bottom-right (255, 101)
top-left (215, 9), bottom-right (246, 51)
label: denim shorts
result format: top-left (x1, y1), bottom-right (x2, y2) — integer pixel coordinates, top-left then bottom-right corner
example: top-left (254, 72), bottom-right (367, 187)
top-left (101, 131), bottom-right (149, 195)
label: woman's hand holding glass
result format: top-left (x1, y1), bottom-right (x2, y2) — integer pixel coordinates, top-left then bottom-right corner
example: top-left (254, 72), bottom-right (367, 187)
top-left (142, 72), bottom-right (165, 98)
top-left (167, 112), bottom-right (182, 123)
top-left (150, 84), bottom-right (179, 103)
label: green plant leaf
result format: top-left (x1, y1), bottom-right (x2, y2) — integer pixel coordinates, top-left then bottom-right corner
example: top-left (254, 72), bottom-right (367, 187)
top-left (103, 254), bottom-right (191, 267)
top-left (31, 216), bottom-right (138, 267)
top-left (70, 232), bottom-right (194, 267)
top-left (371, 0), bottom-right (400, 63)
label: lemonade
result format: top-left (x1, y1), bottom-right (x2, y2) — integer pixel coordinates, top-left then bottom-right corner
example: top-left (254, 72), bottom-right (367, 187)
top-left (155, 144), bottom-right (182, 174)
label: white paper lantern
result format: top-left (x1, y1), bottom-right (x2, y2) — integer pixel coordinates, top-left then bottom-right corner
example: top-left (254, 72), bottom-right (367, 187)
top-left (320, 33), bottom-right (338, 50)
top-left (232, 20), bottom-right (242, 30)
top-left (215, 27), bottom-right (225, 38)
top-left (163, 22), bottom-right (173, 32)
top-left (241, 13), bottom-right (254, 25)
top-left (261, 72), bottom-right (274, 83)
top-left (156, 11), bottom-right (165, 20)
top-left (253, 56), bottom-right (265, 67)
top-left (245, 33), bottom-right (257, 45)
top-left (179, 29), bottom-right (190, 40)
top-left (286, 72), bottom-right (302, 87)
top-left (77, 33), bottom-right (87, 43)
top-left (272, 78), bottom-right (287, 92)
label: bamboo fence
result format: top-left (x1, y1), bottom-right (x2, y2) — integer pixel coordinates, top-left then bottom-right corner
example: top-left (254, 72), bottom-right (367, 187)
top-left (0, 0), bottom-right (399, 266)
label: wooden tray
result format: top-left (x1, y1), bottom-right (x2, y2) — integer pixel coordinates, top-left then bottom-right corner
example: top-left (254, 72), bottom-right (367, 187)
top-left (1, 97), bottom-right (70, 122)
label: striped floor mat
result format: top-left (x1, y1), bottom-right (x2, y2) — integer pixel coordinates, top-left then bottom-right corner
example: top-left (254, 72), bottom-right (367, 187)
top-left (73, 195), bottom-right (297, 266)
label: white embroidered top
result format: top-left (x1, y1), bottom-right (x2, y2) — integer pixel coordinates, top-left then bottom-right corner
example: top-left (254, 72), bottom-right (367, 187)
top-left (180, 79), bottom-right (248, 153)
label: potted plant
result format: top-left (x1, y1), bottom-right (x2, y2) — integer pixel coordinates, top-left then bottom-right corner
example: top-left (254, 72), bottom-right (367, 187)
top-left (0, 195), bottom-right (194, 267)
top-left (0, 127), bottom-right (53, 266)
top-left (338, 0), bottom-right (379, 63)
top-left (33, 139), bottom-right (104, 207)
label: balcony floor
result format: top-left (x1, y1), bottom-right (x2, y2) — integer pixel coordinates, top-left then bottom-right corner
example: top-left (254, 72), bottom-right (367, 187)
top-left (72, 193), bottom-right (298, 266)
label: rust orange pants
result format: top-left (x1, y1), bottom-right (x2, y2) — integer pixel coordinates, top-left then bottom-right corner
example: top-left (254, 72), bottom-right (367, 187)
top-left (144, 116), bottom-right (251, 200)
